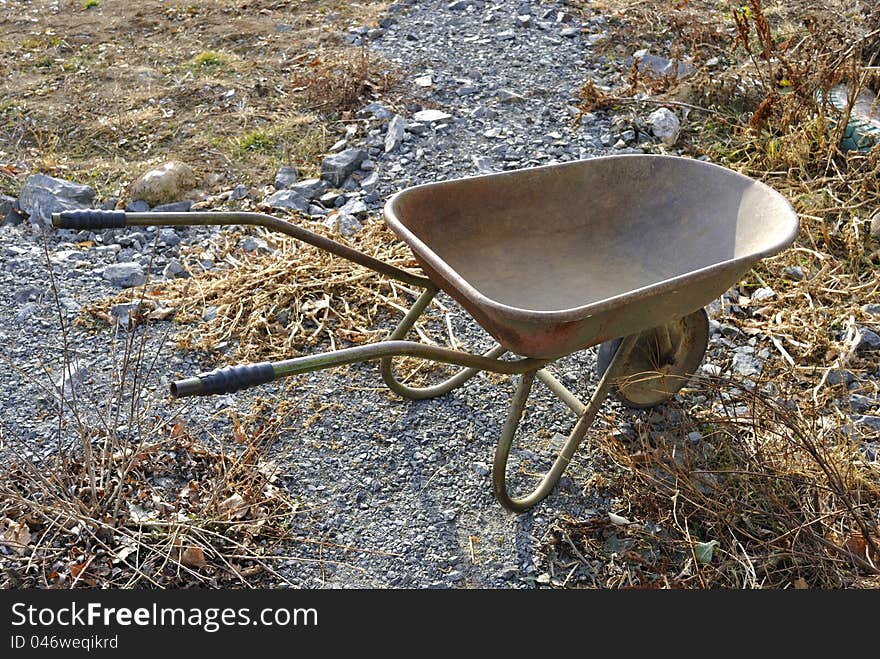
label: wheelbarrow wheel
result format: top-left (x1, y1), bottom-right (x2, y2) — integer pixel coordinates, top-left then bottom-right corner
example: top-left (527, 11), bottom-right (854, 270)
top-left (595, 308), bottom-right (709, 409)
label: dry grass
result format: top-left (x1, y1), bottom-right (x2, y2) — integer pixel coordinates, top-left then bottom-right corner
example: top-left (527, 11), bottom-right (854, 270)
top-left (0, 0), bottom-right (391, 197)
top-left (539, 376), bottom-right (879, 588)
top-left (0, 247), bottom-right (392, 588)
top-left (83, 221), bottom-right (427, 361)
top-left (534, 0), bottom-right (880, 588)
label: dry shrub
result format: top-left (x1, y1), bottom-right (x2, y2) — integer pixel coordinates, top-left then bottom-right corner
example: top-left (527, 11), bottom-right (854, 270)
top-left (539, 377), bottom-right (880, 588)
top-left (0, 290), bottom-right (303, 586)
top-left (85, 221), bottom-right (425, 362)
top-left (291, 49), bottom-right (396, 115)
top-left (0, 246), bottom-right (398, 588)
top-left (555, 0), bottom-right (880, 588)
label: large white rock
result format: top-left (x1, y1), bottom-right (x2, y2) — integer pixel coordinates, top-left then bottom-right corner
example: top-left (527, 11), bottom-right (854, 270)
top-left (648, 107), bottom-right (681, 146)
top-left (412, 109), bottom-right (452, 123)
top-left (127, 161), bottom-right (198, 206)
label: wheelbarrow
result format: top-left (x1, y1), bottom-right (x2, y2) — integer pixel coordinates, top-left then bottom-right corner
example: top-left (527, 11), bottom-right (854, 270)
top-left (53, 155), bottom-right (799, 512)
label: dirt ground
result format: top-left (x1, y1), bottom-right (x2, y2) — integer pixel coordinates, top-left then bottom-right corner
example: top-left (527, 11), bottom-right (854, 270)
top-left (0, 0), bottom-right (388, 199)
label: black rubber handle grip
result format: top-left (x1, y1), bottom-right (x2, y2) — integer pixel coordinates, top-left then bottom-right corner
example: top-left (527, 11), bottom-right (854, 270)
top-left (171, 363), bottom-right (275, 398)
top-left (54, 209), bottom-right (127, 230)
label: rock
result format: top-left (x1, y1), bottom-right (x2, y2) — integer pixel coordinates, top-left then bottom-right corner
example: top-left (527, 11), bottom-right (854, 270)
top-left (496, 29), bottom-right (516, 41)
top-left (516, 14), bottom-right (531, 28)
top-left (362, 102), bottom-right (393, 121)
top-left (321, 148), bottom-right (368, 186)
top-left (447, 0), bottom-right (468, 9)
top-left (497, 89), bottom-right (526, 103)
top-left (289, 178), bottom-right (327, 200)
top-left (152, 200), bottom-right (192, 212)
top-left (413, 109), bottom-right (452, 124)
top-left (385, 114), bottom-right (406, 153)
top-left (497, 566), bottom-right (518, 580)
top-left (162, 259), bottom-right (189, 279)
top-left (16, 302), bottom-right (39, 324)
top-left (274, 165), bottom-right (298, 189)
top-left (319, 190), bottom-right (343, 207)
top-left (731, 348), bottom-right (762, 376)
top-left (687, 431), bottom-right (703, 443)
top-left (110, 302), bottom-right (144, 328)
top-left (18, 173), bottom-right (96, 227)
top-left (102, 262), bottom-right (146, 288)
top-left (339, 198), bottom-right (368, 217)
top-left (54, 362), bottom-right (89, 400)
top-left (406, 122), bottom-right (429, 135)
top-left (360, 172), bottom-right (380, 191)
top-left (856, 327), bottom-right (880, 352)
top-left (127, 161), bottom-right (198, 206)
top-left (229, 184), bottom-right (249, 201)
top-left (782, 266), bottom-right (805, 281)
top-left (263, 189), bottom-right (310, 213)
top-left (647, 107), bottom-right (680, 146)
top-left (239, 236), bottom-right (269, 253)
top-left (719, 324), bottom-right (743, 339)
top-left (854, 415), bottom-right (880, 432)
top-left (325, 213), bottom-right (363, 237)
top-left (826, 369), bottom-right (856, 387)
top-left (0, 194), bottom-right (14, 217)
top-left (585, 33), bottom-right (609, 46)
top-left (159, 228), bottom-right (180, 246)
top-left (870, 210), bottom-right (880, 239)
top-left (13, 284), bottom-right (43, 304)
top-left (414, 74), bottom-right (433, 87)
top-left (360, 159), bottom-right (375, 171)
top-left (473, 461), bottom-right (490, 477)
top-left (861, 303), bottom-right (880, 317)
top-left (559, 27), bottom-right (580, 37)
top-left (632, 49), bottom-right (696, 79)
top-left (125, 200), bottom-right (150, 212)
top-left (849, 394), bottom-right (877, 413)
top-left (750, 286), bottom-right (775, 302)
top-left (473, 156), bottom-right (495, 173)
top-left (3, 202), bottom-right (27, 227)
top-left (20, 174), bottom-right (95, 208)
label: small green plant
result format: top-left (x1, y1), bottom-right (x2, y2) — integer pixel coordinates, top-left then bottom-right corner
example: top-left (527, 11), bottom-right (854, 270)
top-left (82, 0), bottom-right (99, 9)
top-left (34, 55), bottom-right (53, 68)
top-left (190, 50), bottom-right (231, 70)
top-left (237, 130), bottom-right (275, 153)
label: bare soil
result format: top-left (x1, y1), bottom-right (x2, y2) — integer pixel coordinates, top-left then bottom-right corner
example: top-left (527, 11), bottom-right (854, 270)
top-left (0, 0), bottom-right (388, 198)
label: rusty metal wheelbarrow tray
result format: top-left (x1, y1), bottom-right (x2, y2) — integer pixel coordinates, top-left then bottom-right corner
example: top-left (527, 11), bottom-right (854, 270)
top-left (384, 155), bottom-right (798, 359)
top-left (53, 155), bottom-right (798, 513)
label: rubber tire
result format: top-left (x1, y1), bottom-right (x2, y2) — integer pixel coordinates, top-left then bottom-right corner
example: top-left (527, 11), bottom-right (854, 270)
top-left (596, 308), bottom-right (709, 409)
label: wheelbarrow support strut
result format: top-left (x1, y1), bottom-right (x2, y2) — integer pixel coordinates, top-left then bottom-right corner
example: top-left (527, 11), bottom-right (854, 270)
top-left (53, 208), bottom-right (638, 513)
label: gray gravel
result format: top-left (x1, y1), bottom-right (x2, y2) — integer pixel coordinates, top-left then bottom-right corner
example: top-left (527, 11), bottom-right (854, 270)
top-left (1, 0), bottom-right (876, 588)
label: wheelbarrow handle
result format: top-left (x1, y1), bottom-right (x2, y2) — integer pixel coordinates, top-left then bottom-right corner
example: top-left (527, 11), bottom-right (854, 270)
top-left (171, 363), bottom-right (275, 397)
top-left (53, 209), bottom-right (431, 289)
top-left (53, 209), bottom-right (127, 230)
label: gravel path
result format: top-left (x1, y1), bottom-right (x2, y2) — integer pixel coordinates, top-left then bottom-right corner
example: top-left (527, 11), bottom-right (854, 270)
top-left (0, 0), bottom-right (773, 588)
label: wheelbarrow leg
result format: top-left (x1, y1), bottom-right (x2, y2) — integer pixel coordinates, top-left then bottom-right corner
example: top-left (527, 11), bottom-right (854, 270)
top-left (492, 334), bottom-right (639, 513)
top-left (381, 285), bottom-right (507, 400)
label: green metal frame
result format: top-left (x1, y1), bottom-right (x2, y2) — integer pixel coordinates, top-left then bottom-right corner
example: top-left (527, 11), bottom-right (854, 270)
top-left (373, 285), bottom-right (640, 512)
top-left (52, 209), bottom-right (639, 513)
